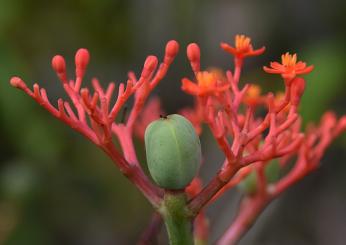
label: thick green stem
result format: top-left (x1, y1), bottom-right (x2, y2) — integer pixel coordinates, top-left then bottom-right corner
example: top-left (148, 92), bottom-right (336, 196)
top-left (160, 191), bottom-right (194, 245)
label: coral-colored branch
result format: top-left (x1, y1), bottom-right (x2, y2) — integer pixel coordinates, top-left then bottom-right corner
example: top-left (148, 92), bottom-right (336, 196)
top-left (112, 124), bottom-right (140, 166)
top-left (188, 167), bottom-right (239, 214)
top-left (101, 135), bottom-right (163, 207)
top-left (126, 41), bottom-right (179, 130)
top-left (187, 71), bottom-right (309, 215)
top-left (217, 195), bottom-right (268, 245)
top-left (10, 43), bottom-right (180, 207)
top-left (217, 112), bottom-right (346, 245)
top-left (10, 77), bottom-right (98, 143)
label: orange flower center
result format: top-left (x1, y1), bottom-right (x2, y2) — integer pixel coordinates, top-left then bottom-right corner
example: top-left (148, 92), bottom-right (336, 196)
top-left (281, 53), bottom-right (297, 67)
top-left (196, 71), bottom-right (216, 88)
top-left (235, 35), bottom-right (251, 52)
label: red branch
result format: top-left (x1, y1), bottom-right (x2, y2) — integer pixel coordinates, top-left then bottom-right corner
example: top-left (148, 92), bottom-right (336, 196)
top-left (216, 112), bottom-right (346, 245)
top-left (10, 41), bottom-right (179, 207)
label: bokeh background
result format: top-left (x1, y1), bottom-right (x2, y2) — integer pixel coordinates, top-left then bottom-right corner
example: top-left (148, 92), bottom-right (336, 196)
top-left (0, 0), bottom-right (346, 244)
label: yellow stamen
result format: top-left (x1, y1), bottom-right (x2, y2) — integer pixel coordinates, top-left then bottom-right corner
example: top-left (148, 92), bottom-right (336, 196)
top-left (197, 71), bottom-right (216, 88)
top-left (235, 35), bottom-right (251, 50)
top-left (281, 53), bottom-right (297, 67)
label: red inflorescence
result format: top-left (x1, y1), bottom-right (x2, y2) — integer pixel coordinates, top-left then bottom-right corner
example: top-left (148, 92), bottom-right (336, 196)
top-left (10, 35), bottom-right (346, 245)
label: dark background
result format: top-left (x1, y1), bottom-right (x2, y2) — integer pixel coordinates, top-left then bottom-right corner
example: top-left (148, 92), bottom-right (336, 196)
top-left (0, 0), bottom-right (345, 244)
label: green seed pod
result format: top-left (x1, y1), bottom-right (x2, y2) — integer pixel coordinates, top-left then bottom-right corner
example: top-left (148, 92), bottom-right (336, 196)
top-left (237, 171), bottom-right (257, 195)
top-left (237, 159), bottom-right (281, 195)
top-left (145, 114), bottom-right (201, 189)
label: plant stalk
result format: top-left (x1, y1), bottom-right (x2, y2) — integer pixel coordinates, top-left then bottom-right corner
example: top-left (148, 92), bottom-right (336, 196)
top-left (160, 191), bottom-right (194, 245)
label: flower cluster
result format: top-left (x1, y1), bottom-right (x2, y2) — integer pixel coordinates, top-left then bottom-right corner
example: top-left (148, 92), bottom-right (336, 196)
top-left (10, 35), bottom-right (346, 244)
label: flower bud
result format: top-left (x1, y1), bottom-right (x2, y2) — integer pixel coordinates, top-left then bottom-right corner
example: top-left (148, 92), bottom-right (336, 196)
top-left (145, 114), bottom-right (201, 189)
top-left (187, 43), bottom-right (201, 73)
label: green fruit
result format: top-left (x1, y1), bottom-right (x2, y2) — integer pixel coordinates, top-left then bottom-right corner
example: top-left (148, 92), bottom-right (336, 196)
top-left (237, 171), bottom-right (257, 195)
top-left (145, 114), bottom-right (201, 189)
top-left (237, 159), bottom-right (281, 195)
top-left (265, 159), bottom-right (281, 183)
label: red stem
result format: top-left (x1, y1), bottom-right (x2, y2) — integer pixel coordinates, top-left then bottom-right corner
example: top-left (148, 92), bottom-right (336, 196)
top-left (188, 167), bottom-right (239, 214)
top-left (216, 195), bottom-right (268, 245)
top-left (112, 124), bottom-right (140, 166)
top-left (102, 141), bottom-right (163, 207)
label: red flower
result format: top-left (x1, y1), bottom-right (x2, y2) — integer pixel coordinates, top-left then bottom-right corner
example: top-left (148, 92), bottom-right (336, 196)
top-left (181, 71), bottom-right (230, 96)
top-left (263, 52), bottom-right (314, 81)
top-left (221, 34), bottom-right (265, 59)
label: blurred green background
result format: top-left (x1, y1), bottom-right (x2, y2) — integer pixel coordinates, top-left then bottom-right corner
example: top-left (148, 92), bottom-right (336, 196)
top-left (0, 0), bottom-right (345, 244)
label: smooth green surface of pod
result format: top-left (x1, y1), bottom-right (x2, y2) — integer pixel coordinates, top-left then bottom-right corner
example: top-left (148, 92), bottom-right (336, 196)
top-left (145, 114), bottom-right (201, 189)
